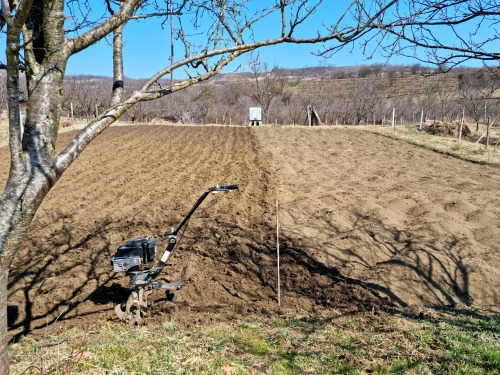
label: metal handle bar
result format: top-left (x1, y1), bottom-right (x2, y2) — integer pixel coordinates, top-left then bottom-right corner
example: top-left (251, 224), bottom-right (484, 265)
top-left (157, 184), bottom-right (239, 267)
top-left (208, 184), bottom-right (239, 192)
top-left (172, 184), bottom-right (239, 236)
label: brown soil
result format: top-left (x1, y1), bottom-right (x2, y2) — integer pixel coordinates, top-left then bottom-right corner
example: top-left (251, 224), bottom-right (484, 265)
top-left (1, 125), bottom-right (499, 340)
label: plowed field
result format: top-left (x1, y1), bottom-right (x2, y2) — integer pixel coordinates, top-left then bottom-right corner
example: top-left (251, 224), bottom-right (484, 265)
top-left (1, 125), bottom-right (499, 339)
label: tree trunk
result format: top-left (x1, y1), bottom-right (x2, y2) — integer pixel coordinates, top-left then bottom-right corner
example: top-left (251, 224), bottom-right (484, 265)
top-left (0, 1), bottom-right (67, 371)
top-left (0, 268), bottom-right (9, 375)
top-left (0, 176), bottom-right (48, 374)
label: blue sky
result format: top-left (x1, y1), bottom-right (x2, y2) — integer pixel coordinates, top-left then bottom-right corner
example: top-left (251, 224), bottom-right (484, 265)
top-left (66, 1), bottom-right (421, 78)
top-left (1, 1), bottom-right (496, 79)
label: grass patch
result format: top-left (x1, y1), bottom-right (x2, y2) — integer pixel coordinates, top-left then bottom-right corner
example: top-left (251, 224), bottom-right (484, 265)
top-left (370, 126), bottom-right (500, 166)
top-left (10, 310), bottom-right (500, 374)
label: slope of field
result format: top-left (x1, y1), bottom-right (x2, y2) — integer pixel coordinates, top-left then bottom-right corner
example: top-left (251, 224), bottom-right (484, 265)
top-left (256, 126), bottom-right (500, 311)
top-left (0, 125), bottom-right (499, 340)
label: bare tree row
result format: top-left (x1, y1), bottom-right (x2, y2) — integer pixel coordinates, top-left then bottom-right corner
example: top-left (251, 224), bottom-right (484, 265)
top-left (54, 65), bottom-right (499, 128)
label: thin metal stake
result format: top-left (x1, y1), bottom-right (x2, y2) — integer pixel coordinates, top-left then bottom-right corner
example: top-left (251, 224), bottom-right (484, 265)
top-left (276, 200), bottom-right (281, 306)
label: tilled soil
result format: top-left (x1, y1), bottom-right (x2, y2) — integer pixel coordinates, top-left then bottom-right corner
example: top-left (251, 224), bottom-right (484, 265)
top-left (1, 125), bottom-right (499, 339)
top-left (256, 127), bottom-right (500, 312)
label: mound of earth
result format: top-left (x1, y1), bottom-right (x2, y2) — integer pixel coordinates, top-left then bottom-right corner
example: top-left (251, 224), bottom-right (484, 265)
top-left (423, 121), bottom-right (471, 137)
top-left (1, 125), bottom-right (499, 340)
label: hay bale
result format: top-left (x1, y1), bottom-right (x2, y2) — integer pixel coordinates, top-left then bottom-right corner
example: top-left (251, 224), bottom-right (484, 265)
top-left (423, 121), bottom-right (470, 138)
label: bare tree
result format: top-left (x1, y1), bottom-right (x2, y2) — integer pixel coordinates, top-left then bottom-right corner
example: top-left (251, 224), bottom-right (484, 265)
top-left (193, 85), bottom-right (215, 124)
top-left (333, 97), bottom-right (355, 125)
top-left (433, 75), bottom-right (457, 122)
top-left (247, 54), bottom-right (288, 124)
top-left (350, 79), bottom-right (386, 124)
top-left (63, 76), bottom-right (111, 120)
top-left (458, 67), bottom-right (500, 131)
top-left (312, 84), bottom-right (335, 125)
top-left (319, 0), bottom-right (500, 68)
top-left (166, 89), bottom-right (197, 123)
top-left (417, 82), bottom-right (439, 122)
top-left (215, 81), bottom-right (244, 124)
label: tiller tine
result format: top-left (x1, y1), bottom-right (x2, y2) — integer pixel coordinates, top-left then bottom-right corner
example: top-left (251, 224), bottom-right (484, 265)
top-left (171, 266), bottom-right (188, 303)
top-left (115, 288), bottom-right (149, 324)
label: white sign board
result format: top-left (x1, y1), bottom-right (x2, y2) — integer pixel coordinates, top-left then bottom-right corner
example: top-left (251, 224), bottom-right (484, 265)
top-left (249, 107), bottom-right (262, 121)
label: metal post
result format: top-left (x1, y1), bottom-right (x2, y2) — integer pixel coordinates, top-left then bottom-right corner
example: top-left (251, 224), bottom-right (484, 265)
top-left (276, 200), bottom-right (281, 306)
top-left (169, 0), bottom-right (174, 86)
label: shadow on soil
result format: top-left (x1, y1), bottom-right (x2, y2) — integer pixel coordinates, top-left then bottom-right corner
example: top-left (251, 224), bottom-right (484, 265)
top-left (281, 206), bottom-right (480, 309)
top-left (7, 206), bottom-right (494, 342)
top-left (8, 213), bottom-right (125, 341)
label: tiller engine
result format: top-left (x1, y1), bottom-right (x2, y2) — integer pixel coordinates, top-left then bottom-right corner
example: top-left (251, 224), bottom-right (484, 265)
top-left (111, 184), bottom-right (238, 324)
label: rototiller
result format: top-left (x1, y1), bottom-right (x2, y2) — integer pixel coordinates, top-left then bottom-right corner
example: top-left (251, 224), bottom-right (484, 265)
top-left (111, 184), bottom-right (238, 324)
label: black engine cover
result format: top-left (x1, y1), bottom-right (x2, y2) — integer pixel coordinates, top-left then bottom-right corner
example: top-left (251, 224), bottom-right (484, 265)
top-left (114, 236), bottom-right (157, 263)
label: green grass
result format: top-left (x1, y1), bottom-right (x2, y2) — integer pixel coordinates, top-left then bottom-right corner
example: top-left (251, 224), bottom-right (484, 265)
top-left (370, 125), bottom-right (500, 166)
top-left (10, 310), bottom-right (500, 374)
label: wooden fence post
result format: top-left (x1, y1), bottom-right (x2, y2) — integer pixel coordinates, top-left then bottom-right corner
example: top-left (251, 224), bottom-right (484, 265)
top-left (486, 116), bottom-right (491, 148)
top-left (458, 107), bottom-right (465, 140)
top-left (392, 108), bottom-right (395, 133)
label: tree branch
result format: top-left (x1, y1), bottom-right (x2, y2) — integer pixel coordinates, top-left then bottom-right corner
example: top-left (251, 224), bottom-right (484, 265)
top-left (65, 0), bottom-right (145, 57)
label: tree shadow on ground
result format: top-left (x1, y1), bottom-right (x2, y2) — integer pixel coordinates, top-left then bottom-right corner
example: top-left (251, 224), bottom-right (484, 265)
top-left (279, 206), bottom-right (479, 309)
top-left (7, 212), bottom-right (149, 341)
top-left (7, 204), bottom-right (495, 342)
